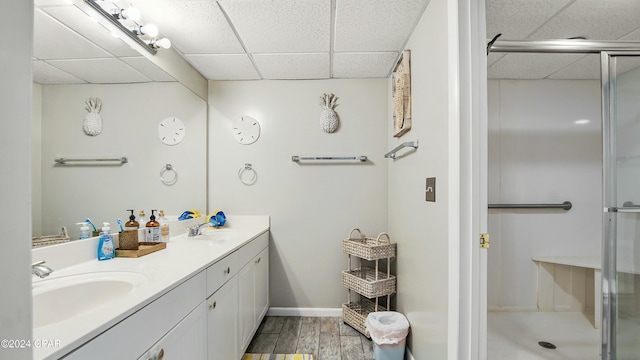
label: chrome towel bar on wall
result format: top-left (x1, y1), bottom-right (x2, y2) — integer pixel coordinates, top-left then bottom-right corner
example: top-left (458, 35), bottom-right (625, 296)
top-left (488, 201), bottom-right (572, 210)
top-left (384, 140), bottom-right (419, 159)
top-left (54, 157), bottom-right (128, 165)
top-left (291, 156), bottom-right (367, 162)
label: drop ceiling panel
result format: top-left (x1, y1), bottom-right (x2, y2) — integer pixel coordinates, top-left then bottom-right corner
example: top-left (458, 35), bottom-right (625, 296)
top-left (47, 58), bottom-right (152, 83)
top-left (33, 60), bottom-right (86, 84)
top-left (334, 0), bottom-right (427, 52)
top-left (121, 57), bottom-right (176, 82)
top-left (34, 0), bottom-right (74, 6)
top-left (185, 54), bottom-right (260, 80)
top-left (488, 53), bottom-right (585, 79)
top-left (547, 55), bottom-right (599, 80)
top-left (333, 52), bottom-right (398, 78)
top-left (218, 0), bottom-right (331, 53)
top-left (34, 9), bottom-right (111, 60)
top-left (42, 5), bottom-right (140, 57)
top-left (531, 0), bottom-right (640, 40)
top-left (128, 0), bottom-right (245, 54)
top-left (253, 53), bottom-right (330, 79)
top-left (486, 0), bottom-right (574, 40)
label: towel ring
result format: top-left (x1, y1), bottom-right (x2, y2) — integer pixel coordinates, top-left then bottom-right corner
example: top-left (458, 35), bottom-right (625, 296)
top-left (160, 164), bottom-right (178, 186)
top-left (238, 163), bottom-right (257, 186)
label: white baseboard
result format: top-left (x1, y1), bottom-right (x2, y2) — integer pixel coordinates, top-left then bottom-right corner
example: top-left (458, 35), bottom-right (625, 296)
top-left (267, 307), bottom-right (342, 317)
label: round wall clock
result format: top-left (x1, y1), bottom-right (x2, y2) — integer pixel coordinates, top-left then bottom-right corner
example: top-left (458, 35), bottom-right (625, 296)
top-left (158, 117), bottom-right (186, 146)
top-left (232, 115), bottom-right (261, 145)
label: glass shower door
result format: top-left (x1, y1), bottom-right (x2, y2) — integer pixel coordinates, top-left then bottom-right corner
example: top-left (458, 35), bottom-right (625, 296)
top-left (602, 52), bottom-right (640, 360)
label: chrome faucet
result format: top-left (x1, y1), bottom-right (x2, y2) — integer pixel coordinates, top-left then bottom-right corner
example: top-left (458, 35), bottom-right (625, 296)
top-left (32, 260), bottom-right (53, 278)
top-left (188, 222), bottom-right (212, 237)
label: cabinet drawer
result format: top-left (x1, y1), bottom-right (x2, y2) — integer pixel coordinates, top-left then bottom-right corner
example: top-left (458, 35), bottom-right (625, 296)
top-left (236, 231), bottom-right (268, 267)
top-left (206, 251), bottom-right (239, 297)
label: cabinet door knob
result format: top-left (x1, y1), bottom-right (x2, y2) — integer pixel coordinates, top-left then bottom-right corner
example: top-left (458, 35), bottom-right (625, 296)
top-left (209, 300), bottom-right (217, 309)
top-left (255, 257), bottom-right (261, 264)
top-left (157, 348), bottom-right (164, 360)
top-left (224, 266), bottom-right (230, 274)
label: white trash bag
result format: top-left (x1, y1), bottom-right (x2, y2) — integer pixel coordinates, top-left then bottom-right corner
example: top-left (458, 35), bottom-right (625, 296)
top-left (365, 312), bottom-right (410, 345)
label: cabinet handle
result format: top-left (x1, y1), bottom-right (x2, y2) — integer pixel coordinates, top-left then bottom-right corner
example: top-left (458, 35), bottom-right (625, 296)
top-left (224, 266), bottom-right (230, 274)
top-left (157, 348), bottom-right (164, 360)
top-left (255, 257), bottom-right (261, 264)
top-left (209, 300), bottom-right (217, 310)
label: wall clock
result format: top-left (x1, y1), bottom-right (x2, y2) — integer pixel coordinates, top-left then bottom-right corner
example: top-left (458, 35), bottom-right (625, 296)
top-left (232, 115), bottom-right (261, 145)
top-left (158, 117), bottom-right (186, 146)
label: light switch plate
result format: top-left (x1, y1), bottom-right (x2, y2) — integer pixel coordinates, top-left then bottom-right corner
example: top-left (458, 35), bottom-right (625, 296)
top-left (426, 177), bottom-right (436, 202)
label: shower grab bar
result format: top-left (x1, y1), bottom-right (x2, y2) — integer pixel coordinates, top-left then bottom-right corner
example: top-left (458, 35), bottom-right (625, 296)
top-left (54, 157), bottom-right (128, 165)
top-left (605, 201), bottom-right (640, 213)
top-left (488, 201), bottom-right (572, 210)
top-left (291, 156), bottom-right (367, 162)
top-left (384, 140), bottom-right (419, 159)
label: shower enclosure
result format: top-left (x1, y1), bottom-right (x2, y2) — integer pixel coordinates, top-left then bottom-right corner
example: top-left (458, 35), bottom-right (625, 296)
top-left (488, 41), bottom-right (640, 360)
top-left (602, 52), bottom-right (640, 360)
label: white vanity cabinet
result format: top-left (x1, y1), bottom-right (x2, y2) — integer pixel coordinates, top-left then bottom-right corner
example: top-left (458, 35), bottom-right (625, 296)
top-left (138, 301), bottom-right (208, 360)
top-left (207, 275), bottom-right (239, 360)
top-left (58, 229), bottom-right (269, 360)
top-left (238, 237), bottom-right (269, 352)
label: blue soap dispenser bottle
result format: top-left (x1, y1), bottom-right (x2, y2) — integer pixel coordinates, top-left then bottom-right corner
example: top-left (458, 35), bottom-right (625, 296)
top-left (98, 222), bottom-right (115, 260)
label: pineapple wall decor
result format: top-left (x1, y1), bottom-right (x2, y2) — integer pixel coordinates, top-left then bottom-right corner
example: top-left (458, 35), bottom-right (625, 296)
top-left (83, 97), bottom-right (103, 136)
top-left (319, 93), bottom-right (339, 133)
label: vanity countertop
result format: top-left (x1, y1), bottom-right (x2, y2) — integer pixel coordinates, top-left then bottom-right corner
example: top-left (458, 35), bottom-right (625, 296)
top-left (32, 215), bottom-right (269, 360)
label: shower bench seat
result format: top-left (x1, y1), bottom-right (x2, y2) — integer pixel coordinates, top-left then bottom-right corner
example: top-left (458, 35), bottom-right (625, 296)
top-left (532, 256), bottom-right (601, 329)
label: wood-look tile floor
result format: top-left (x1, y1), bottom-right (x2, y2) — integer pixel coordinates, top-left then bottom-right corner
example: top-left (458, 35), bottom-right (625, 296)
top-left (246, 316), bottom-right (375, 360)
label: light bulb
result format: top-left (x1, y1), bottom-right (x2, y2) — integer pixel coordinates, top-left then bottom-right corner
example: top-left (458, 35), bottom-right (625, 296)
top-left (121, 7), bottom-right (141, 22)
top-left (141, 24), bottom-right (159, 37)
top-left (154, 38), bottom-right (172, 49)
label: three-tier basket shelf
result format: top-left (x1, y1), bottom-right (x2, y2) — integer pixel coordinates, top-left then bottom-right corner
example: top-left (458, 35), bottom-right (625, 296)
top-left (341, 228), bottom-right (397, 337)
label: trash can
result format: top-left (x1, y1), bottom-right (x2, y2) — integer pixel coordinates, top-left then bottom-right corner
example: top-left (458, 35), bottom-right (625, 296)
top-left (365, 312), bottom-right (410, 360)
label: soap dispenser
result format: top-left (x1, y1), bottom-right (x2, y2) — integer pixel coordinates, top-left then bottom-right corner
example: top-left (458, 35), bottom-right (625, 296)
top-left (124, 209), bottom-right (139, 230)
top-left (138, 210), bottom-right (146, 227)
top-left (158, 210), bottom-right (170, 242)
top-left (145, 210), bottom-right (160, 243)
top-left (77, 222), bottom-right (91, 240)
top-left (97, 222), bottom-right (115, 260)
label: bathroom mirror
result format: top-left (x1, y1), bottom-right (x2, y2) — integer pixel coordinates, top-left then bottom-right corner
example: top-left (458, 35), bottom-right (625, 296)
top-left (32, 1), bottom-right (207, 242)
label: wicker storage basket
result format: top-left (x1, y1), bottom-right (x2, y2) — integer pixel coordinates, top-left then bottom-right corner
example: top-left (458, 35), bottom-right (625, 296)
top-left (342, 298), bottom-right (388, 338)
top-left (32, 226), bottom-right (70, 248)
top-left (342, 268), bottom-right (396, 298)
top-left (342, 228), bottom-right (396, 260)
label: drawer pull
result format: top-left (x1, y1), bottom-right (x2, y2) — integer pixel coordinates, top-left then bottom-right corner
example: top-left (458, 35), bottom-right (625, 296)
top-left (157, 348), bottom-right (165, 360)
top-left (209, 300), bottom-right (217, 309)
top-left (255, 257), bottom-right (261, 264)
top-left (224, 266), bottom-right (230, 274)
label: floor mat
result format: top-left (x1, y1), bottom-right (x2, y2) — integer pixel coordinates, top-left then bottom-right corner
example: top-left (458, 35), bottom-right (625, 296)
top-left (242, 354), bottom-right (314, 360)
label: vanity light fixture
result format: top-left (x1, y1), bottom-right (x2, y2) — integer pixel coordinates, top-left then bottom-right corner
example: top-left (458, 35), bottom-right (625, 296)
top-left (82, 0), bottom-right (172, 55)
top-left (114, 7), bottom-right (141, 22)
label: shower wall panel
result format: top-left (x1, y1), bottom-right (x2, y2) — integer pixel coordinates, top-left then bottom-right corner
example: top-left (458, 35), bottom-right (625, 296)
top-left (487, 79), bottom-right (602, 311)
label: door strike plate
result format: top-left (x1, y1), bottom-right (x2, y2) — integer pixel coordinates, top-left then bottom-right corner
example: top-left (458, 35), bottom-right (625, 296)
top-left (480, 234), bottom-right (490, 249)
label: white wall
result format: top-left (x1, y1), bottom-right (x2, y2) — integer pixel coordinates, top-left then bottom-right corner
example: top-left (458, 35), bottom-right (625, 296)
top-left (208, 79), bottom-right (389, 308)
top-left (39, 82), bottom-right (207, 239)
top-left (388, 0), bottom-right (460, 358)
top-left (0, 1), bottom-right (33, 359)
top-left (33, 84), bottom-right (43, 236)
top-left (487, 80), bottom-right (602, 310)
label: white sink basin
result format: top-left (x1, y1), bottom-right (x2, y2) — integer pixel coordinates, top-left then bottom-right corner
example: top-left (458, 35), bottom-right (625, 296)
top-left (195, 228), bottom-right (239, 242)
top-left (33, 271), bottom-right (148, 328)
